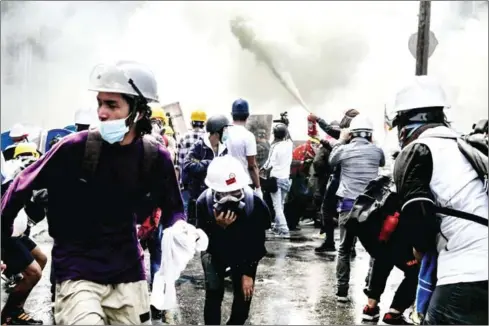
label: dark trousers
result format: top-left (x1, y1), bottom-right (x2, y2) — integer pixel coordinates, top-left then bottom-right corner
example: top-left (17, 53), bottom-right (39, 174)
top-left (187, 199), bottom-right (197, 226)
top-left (365, 256), bottom-right (419, 312)
top-left (147, 223), bottom-right (163, 291)
top-left (50, 259), bottom-right (56, 302)
top-left (201, 252), bottom-right (257, 325)
top-left (423, 281), bottom-right (488, 325)
top-left (320, 194), bottom-right (338, 246)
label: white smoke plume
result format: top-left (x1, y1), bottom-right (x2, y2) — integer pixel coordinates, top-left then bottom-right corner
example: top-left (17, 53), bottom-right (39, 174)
top-left (1, 1), bottom-right (487, 141)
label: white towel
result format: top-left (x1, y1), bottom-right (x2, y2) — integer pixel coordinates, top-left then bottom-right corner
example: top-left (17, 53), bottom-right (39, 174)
top-left (150, 220), bottom-right (208, 310)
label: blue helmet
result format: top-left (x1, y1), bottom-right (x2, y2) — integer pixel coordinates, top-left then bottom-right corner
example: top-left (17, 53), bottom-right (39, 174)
top-left (232, 98), bottom-right (249, 116)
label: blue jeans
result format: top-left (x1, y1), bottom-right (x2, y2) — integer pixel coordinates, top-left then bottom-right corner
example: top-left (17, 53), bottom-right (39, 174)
top-left (270, 178), bottom-right (291, 233)
top-left (181, 189), bottom-right (190, 217)
top-left (423, 281), bottom-right (488, 325)
top-left (147, 223), bottom-right (163, 291)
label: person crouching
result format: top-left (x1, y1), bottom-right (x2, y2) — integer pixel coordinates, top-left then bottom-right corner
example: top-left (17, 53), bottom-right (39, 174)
top-left (196, 155), bottom-right (270, 325)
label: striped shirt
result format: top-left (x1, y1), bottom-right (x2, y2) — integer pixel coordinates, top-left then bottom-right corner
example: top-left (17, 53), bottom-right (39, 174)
top-left (329, 137), bottom-right (385, 200)
top-left (176, 129), bottom-right (206, 172)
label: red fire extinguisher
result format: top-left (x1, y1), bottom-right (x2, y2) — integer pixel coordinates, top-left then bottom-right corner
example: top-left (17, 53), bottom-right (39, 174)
top-left (307, 114), bottom-right (318, 137)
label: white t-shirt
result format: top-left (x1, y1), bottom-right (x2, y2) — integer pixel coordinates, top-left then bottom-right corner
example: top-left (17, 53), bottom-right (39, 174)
top-left (264, 140), bottom-right (293, 179)
top-left (225, 124), bottom-right (257, 185)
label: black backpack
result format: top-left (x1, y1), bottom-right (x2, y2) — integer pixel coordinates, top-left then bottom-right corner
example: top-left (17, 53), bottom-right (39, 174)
top-left (424, 132), bottom-right (488, 195)
top-left (347, 172), bottom-right (488, 259)
top-left (80, 130), bottom-right (160, 185)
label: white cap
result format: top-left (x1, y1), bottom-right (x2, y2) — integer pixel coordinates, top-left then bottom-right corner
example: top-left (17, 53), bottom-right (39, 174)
top-left (350, 114), bottom-right (374, 132)
top-left (9, 123), bottom-right (28, 138)
top-left (75, 108), bottom-right (95, 125)
top-left (393, 75), bottom-right (449, 113)
top-left (205, 155), bottom-right (249, 192)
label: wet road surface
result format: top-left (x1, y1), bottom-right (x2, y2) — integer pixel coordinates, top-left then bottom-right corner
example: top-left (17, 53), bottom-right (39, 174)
top-left (2, 220), bottom-right (407, 325)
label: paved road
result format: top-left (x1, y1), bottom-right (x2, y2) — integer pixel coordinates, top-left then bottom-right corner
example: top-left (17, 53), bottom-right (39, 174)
top-left (2, 220), bottom-right (408, 325)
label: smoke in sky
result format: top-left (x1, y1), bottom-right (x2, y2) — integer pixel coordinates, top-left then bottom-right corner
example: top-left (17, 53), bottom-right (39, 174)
top-left (1, 1), bottom-right (487, 141)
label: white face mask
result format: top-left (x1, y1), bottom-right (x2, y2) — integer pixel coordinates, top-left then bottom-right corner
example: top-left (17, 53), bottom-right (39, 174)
top-left (221, 128), bottom-right (229, 143)
top-left (99, 112), bottom-right (139, 144)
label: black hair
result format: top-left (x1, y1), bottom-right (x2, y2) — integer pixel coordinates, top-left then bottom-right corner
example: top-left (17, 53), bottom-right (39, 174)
top-left (192, 121), bottom-right (205, 129)
top-left (339, 109), bottom-right (359, 128)
top-left (394, 107), bottom-right (450, 130)
top-left (75, 123), bottom-right (90, 132)
top-left (122, 94), bottom-right (152, 136)
top-left (232, 113), bottom-right (249, 122)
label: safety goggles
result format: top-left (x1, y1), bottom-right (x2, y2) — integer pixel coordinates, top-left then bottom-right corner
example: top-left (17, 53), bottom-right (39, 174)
top-left (213, 189), bottom-right (244, 204)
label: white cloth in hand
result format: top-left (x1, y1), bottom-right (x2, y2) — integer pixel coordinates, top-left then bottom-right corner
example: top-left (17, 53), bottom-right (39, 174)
top-left (150, 220), bottom-right (208, 310)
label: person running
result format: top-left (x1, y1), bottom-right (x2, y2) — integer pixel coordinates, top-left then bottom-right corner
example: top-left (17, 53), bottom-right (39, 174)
top-left (1, 61), bottom-right (185, 325)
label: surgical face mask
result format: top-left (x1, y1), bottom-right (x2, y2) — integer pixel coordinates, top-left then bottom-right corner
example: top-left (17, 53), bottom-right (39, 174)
top-left (221, 128), bottom-right (229, 143)
top-left (99, 113), bottom-right (138, 144)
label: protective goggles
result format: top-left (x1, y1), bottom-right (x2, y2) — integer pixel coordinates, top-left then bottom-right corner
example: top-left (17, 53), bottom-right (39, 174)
top-left (213, 189), bottom-right (244, 204)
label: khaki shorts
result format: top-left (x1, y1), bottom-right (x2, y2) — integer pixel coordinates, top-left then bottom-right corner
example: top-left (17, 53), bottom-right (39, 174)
top-left (54, 279), bottom-right (150, 325)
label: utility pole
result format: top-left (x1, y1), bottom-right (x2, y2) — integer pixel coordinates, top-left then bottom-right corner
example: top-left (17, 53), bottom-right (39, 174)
top-left (415, 0), bottom-right (431, 75)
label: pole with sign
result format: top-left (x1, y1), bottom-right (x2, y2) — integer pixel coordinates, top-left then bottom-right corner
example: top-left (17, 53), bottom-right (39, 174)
top-left (410, 1), bottom-right (436, 75)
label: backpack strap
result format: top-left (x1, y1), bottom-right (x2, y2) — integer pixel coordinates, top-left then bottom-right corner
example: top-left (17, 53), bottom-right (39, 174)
top-left (205, 188), bottom-right (214, 217)
top-left (434, 206), bottom-right (488, 227)
top-left (141, 135), bottom-right (160, 181)
top-left (80, 130), bottom-right (103, 182)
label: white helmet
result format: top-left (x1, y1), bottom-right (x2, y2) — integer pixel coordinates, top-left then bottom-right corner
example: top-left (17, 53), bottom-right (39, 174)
top-left (205, 155), bottom-right (249, 192)
top-left (9, 123), bottom-right (28, 138)
top-left (88, 61), bottom-right (159, 102)
top-left (349, 114), bottom-right (374, 132)
top-left (74, 108), bottom-right (95, 125)
top-left (393, 75), bottom-right (448, 113)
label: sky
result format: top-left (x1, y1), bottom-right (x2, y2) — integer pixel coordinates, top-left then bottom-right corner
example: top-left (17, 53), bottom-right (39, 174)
top-left (1, 1), bottom-right (487, 144)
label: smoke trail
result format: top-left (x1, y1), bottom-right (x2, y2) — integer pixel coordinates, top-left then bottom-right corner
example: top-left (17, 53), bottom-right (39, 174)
top-left (1, 1), bottom-right (487, 142)
top-left (229, 15), bottom-right (311, 113)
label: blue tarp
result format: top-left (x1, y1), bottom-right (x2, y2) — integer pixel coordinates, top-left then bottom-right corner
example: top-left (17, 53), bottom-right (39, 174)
top-left (44, 128), bottom-right (73, 152)
top-left (1, 131), bottom-right (14, 152)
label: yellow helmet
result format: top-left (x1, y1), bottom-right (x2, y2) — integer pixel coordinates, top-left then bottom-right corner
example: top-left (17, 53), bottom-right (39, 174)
top-left (190, 110), bottom-right (207, 122)
top-left (14, 143), bottom-right (40, 159)
top-left (151, 106), bottom-right (169, 125)
top-left (164, 126), bottom-right (175, 136)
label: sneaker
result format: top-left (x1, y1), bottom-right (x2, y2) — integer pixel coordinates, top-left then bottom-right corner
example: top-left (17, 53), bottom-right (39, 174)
top-left (312, 232), bottom-right (326, 239)
top-left (383, 312), bottom-right (413, 325)
top-left (336, 295), bottom-right (349, 303)
top-left (1, 309), bottom-right (43, 325)
top-left (361, 305), bottom-right (380, 322)
top-left (300, 219), bottom-right (315, 226)
top-left (272, 230), bottom-right (291, 238)
top-left (315, 242), bottom-right (336, 253)
top-left (335, 290), bottom-right (349, 303)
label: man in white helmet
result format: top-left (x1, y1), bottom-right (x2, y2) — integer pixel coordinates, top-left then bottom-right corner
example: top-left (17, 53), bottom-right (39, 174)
top-left (3, 124), bottom-right (30, 161)
top-left (196, 155), bottom-right (269, 325)
top-left (388, 75), bottom-right (488, 325)
top-left (74, 108), bottom-right (96, 132)
top-left (328, 114), bottom-right (385, 303)
top-left (1, 61), bottom-right (185, 325)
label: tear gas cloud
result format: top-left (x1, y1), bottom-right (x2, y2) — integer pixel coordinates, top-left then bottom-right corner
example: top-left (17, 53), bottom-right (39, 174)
top-left (1, 1), bottom-right (487, 143)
